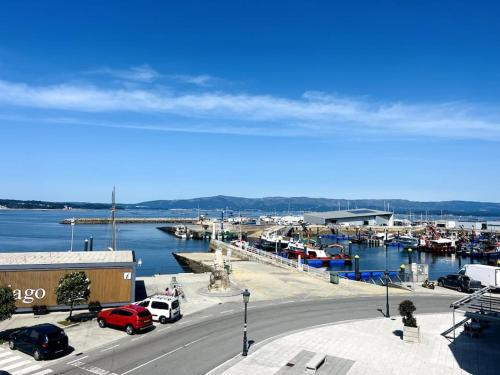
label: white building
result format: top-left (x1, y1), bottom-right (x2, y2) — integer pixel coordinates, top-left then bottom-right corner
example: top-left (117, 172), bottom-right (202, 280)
top-left (303, 209), bottom-right (394, 226)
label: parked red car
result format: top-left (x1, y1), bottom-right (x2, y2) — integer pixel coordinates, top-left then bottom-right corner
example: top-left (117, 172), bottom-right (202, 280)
top-left (97, 304), bottom-right (153, 335)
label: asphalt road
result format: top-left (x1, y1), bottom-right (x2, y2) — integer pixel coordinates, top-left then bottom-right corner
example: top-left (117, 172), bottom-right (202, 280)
top-left (48, 295), bottom-right (458, 375)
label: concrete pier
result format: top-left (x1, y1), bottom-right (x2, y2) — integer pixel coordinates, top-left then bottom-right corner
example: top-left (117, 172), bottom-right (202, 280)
top-left (60, 217), bottom-right (198, 224)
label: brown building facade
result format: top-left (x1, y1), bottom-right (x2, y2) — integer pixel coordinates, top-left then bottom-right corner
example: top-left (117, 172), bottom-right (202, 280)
top-left (0, 251), bottom-right (136, 312)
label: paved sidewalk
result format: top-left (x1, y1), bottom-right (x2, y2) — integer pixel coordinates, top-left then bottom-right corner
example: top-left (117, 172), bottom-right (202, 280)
top-left (219, 312), bottom-right (499, 375)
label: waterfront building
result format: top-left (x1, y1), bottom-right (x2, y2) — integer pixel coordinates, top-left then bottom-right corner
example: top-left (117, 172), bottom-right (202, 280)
top-left (304, 209), bottom-right (394, 226)
top-left (0, 250), bottom-right (136, 312)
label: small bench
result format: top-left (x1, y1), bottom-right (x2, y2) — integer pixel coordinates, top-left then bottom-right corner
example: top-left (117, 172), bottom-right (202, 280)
top-left (306, 353), bottom-right (326, 373)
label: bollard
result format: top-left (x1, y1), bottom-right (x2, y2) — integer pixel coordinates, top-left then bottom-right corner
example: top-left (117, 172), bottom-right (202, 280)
top-left (399, 264), bottom-right (406, 282)
top-left (348, 241), bottom-right (352, 257)
top-left (354, 255), bottom-right (360, 281)
top-left (89, 236), bottom-right (93, 251)
top-left (408, 248), bottom-right (413, 264)
top-left (84, 239), bottom-right (89, 251)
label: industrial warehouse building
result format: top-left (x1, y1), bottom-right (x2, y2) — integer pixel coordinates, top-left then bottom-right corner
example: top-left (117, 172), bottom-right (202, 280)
top-left (304, 209), bottom-right (394, 226)
top-left (0, 251), bottom-right (136, 312)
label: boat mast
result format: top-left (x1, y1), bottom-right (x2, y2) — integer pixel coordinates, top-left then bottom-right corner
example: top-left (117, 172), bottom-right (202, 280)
top-left (239, 210), bottom-right (242, 242)
top-left (111, 186), bottom-right (116, 251)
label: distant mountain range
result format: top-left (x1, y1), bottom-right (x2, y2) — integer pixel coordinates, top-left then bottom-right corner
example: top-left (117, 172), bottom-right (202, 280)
top-left (2, 195), bottom-right (500, 217)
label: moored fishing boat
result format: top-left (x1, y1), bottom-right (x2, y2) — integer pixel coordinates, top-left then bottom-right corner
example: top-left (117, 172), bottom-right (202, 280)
top-left (174, 225), bottom-right (192, 239)
top-left (396, 234), bottom-right (419, 248)
top-left (258, 231), bottom-right (290, 251)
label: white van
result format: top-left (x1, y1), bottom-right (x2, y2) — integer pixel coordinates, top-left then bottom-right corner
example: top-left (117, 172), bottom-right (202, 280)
top-left (459, 264), bottom-right (500, 289)
top-left (135, 295), bottom-right (181, 324)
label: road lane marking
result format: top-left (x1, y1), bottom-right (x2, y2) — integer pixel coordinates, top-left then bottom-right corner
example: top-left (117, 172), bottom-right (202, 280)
top-left (220, 309), bottom-right (234, 314)
top-left (69, 359), bottom-right (118, 375)
top-left (2, 359), bottom-right (32, 371)
top-left (31, 370), bottom-right (54, 375)
top-left (67, 355), bottom-right (89, 364)
top-left (157, 326), bottom-right (170, 332)
top-left (120, 334), bottom-right (211, 375)
top-left (178, 320), bottom-right (192, 325)
top-left (101, 344), bottom-right (120, 352)
top-left (120, 347), bottom-right (183, 375)
top-left (196, 314), bottom-right (212, 320)
top-left (11, 365), bottom-right (42, 375)
top-left (183, 336), bottom-right (206, 347)
top-left (131, 335), bottom-right (146, 341)
top-left (0, 355), bottom-right (22, 365)
top-left (0, 351), bottom-right (12, 358)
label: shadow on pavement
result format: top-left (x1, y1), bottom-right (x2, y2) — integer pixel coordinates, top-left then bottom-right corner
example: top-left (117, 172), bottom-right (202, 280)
top-left (248, 339), bottom-right (255, 350)
top-left (135, 280), bottom-right (147, 300)
top-left (392, 329), bottom-right (403, 340)
top-left (448, 321), bottom-right (500, 374)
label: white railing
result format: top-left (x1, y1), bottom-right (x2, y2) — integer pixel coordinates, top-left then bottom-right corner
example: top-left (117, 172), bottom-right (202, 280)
top-left (213, 240), bottom-right (330, 281)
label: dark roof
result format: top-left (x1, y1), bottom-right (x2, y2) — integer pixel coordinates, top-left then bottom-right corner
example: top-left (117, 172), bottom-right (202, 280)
top-left (32, 323), bottom-right (62, 333)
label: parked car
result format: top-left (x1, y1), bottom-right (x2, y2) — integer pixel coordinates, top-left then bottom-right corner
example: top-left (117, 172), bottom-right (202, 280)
top-left (135, 295), bottom-right (181, 324)
top-left (9, 323), bottom-right (69, 361)
top-left (97, 304), bottom-right (153, 335)
top-left (437, 274), bottom-right (482, 293)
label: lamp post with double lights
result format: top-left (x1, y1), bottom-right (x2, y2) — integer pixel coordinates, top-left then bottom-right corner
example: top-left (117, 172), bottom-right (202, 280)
top-left (242, 289), bottom-right (250, 356)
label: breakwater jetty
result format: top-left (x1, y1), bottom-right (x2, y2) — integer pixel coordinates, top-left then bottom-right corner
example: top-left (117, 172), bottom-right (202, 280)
top-left (60, 217), bottom-right (198, 224)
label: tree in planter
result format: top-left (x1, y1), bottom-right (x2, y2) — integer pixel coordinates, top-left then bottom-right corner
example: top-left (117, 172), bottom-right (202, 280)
top-left (398, 300), bottom-right (417, 328)
top-left (55, 271), bottom-right (91, 320)
top-left (0, 285), bottom-right (16, 322)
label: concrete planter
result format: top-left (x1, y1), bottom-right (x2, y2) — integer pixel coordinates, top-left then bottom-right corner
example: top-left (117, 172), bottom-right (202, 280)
top-left (403, 325), bottom-right (420, 343)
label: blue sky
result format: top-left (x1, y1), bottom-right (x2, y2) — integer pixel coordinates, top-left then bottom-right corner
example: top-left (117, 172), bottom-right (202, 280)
top-left (1, 0), bottom-right (499, 203)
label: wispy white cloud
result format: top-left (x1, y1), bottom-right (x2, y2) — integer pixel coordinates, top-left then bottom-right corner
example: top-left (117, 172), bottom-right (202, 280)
top-left (0, 77), bottom-right (498, 140)
top-left (86, 65), bottom-right (160, 82)
top-left (168, 74), bottom-right (218, 87)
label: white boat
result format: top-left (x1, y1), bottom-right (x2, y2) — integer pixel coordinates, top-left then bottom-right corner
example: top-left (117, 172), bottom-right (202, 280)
top-left (174, 225), bottom-right (192, 239)
top-left (259, 232), bottom-right (290, 250)
top-left (374, 232), bottom-right (394, 242)
top-left (397, 235), bottom-right (419, 248)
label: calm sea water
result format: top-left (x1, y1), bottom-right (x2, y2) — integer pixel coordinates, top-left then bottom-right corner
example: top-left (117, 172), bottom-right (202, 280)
top-left (0, 209), bottom-right (210, 276)
top-left (0, 209), bottom-right (475, 279)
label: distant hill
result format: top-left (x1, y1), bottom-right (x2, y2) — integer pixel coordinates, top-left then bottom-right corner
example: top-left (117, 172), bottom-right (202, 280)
top-left (2, 196), bottom-right (500, 217)
top-left (135, 195), bottom-right (500, 217)
top-left (0, 199), bottom-right (116, 210)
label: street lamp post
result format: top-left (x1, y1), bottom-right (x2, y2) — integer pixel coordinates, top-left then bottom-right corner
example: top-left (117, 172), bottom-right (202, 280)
top-left (242, 289), bottom-right (250, 356)
top-left (70, 218), bottom-right (75, 252)
top-left (385, 230), bottom-right (390, 318)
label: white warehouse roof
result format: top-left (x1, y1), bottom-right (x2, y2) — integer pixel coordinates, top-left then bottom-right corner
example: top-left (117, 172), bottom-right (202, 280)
top-left (304, 209), bottom-right (393, 220)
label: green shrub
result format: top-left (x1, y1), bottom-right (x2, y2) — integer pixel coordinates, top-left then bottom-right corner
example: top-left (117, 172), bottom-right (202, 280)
top-left (398, 300), bottom-right (417, 328)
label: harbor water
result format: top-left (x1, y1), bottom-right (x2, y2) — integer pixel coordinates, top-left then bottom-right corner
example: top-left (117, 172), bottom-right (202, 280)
top-left (0, 209), bottom-right (482, 280)
top-left (323, 240), bottom-right (465, 280)
top-left (0, 209), bottom-right (209, 276)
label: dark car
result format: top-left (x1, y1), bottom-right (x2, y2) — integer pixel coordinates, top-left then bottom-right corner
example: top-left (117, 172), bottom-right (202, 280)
top-left (97, 304), bottom-right (153, 335)
top-left (9, 323), bottom-right (69, 361)
top-left (437, 274), bottom-right (482, 293)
